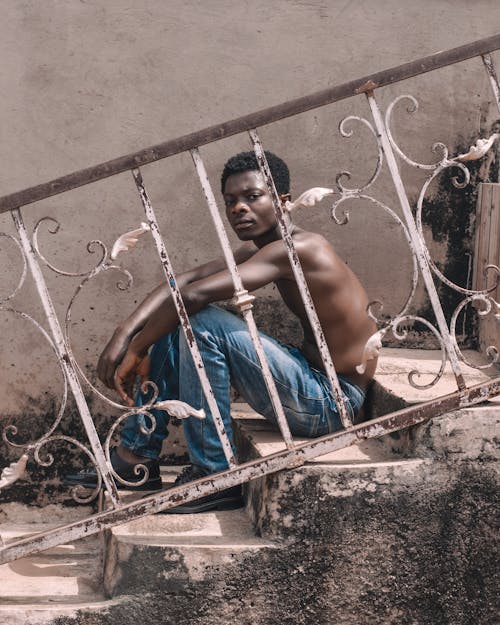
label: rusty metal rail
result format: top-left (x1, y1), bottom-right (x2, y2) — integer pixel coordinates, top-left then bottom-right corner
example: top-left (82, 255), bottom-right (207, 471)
top-left (0, 34), bottom-right (499, 214)
top-left (0, 35), bottom-right (499, 565)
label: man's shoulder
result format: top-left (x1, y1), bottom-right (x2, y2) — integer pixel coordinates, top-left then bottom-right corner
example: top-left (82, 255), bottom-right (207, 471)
top-left (294, 230), bottom-right (330, 245)
top-left (293, 230), bottom-right (336, 258)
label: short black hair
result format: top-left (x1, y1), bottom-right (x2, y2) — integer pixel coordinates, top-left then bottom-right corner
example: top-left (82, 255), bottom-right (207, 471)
top-left (220, 151), bottom-right (290, 195)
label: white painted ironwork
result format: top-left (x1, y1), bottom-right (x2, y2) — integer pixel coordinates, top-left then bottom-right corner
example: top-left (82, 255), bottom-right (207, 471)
top-left (10, 209), bottom-right (121, 504)
top-left (131, 167), bottom-right (237, 468)
top-left (1, 375), bottom-right (498, 565)
top-left (249, 129), bottom-right (353, 428)
top-left (386, 94), bottom-right (499, 375)
top-left (190, 148), bottom-right (295, 448)
top-left (331, 92), bottom-right (499, 389)
top-left (31, 217), bottom-right (201, 491)
top-left (365, 91), bottom-right (467, 390)
top-left (0, 38), bottom-right (499, 564)
top-left (110, 222), bottom-right (151, 260)
top-left (482, 53), bottom-right (500, 114)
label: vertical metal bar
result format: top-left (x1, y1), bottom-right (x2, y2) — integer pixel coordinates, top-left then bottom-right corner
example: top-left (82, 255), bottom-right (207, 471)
top-left (365, 92), bottom-right (466, 389)
top-left (248, 130), bottom-right (352, 428)
top-left (482, 54), bottom-right (500, 114)
top-left (131, 168), bottom-right (237, 468)
top-left (11, 209), bottom-right (121, 505)
top-left (190, 148), bottom-right (294, 449)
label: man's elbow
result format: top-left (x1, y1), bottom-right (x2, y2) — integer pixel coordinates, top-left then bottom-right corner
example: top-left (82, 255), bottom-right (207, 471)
top-left (180, 286), bottom-right (207, 315)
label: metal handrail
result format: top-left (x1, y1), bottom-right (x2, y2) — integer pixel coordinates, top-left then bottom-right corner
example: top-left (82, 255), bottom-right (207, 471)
top-left (0, 34), bottom-right (498, 213)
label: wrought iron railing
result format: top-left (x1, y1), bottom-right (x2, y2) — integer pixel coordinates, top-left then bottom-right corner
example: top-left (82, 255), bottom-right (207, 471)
top-left (0, 35), bottom-right (499, 564)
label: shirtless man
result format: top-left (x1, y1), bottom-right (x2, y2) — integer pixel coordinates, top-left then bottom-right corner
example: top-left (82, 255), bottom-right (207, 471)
top-left (66, 151), bottom-right (377, 512)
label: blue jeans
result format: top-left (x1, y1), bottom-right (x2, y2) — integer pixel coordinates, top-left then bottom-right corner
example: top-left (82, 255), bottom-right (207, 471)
top-left (121, 305), bottom-right (365, 474)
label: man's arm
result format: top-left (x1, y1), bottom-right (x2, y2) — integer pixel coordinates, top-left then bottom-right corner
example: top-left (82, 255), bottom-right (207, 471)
top-left (97, 243), bottom-right (256, 387)
top-left (113, 240), bottom-right (290, 404)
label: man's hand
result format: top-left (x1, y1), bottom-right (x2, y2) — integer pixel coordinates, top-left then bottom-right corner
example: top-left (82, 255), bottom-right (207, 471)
top-left (97, 329), bottom-right (132, 389)
top-left (113, 348), bottom-right (151, 407)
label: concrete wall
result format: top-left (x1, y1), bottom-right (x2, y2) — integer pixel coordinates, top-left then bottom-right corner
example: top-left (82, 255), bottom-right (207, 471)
top-left (0, 2), bottom-right (499, 476)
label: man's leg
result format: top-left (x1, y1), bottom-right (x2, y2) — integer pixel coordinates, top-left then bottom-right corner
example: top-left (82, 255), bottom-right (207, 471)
top-left (64, 329), bottom-right (180, 490)
top-left (120, 328), bottom-right (180, 460)
top-left (178, 305), bottom-right (359, 475)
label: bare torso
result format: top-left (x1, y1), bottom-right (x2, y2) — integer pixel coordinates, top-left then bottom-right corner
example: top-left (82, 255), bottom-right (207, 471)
top-left (268, 229), bottom-right (377, 390)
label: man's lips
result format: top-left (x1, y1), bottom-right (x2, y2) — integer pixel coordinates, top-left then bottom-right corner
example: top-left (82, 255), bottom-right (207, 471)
top-left (233, 219), bottom-right (255, 230)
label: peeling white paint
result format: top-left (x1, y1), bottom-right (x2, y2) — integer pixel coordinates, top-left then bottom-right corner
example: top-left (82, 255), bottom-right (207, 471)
top-left (154, 399), bottom-right (205, 420)
top-left (356, 329), bottom-right (384, 374)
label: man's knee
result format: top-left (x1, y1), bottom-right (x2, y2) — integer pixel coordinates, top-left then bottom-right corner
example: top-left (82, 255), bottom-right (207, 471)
top-left (188, 305), bottom-right (233, 334)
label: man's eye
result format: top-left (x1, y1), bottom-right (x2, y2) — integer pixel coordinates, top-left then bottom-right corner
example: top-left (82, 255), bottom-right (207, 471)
top-left (249, 194), bottom-right (261, 200)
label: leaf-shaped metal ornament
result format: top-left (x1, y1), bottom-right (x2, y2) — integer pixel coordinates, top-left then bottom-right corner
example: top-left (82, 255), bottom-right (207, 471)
top-left (0, 453), bottom-right (29, 490)
top-left (154, 399), bottom-right (206, 420)
top-left (284, 187), bottom-right (335, 212)
top-left (455, 133), bottom-right (499, 162)
top-left (110, 222), bottom-right (151, 260)
top-left (356, 329), bottom-right (384, 374)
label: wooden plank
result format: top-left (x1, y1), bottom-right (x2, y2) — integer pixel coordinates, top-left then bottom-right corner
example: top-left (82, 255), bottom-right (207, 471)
top-left (473, 184), bottom-right (485, 290)
top-left (474, 183), bottom-right (500, 351)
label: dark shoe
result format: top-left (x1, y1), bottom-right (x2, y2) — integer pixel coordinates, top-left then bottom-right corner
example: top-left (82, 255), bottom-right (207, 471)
top-left (162, 464), bottom-right (243, 514)
top-left (63, 448), bottom-right (162, 491)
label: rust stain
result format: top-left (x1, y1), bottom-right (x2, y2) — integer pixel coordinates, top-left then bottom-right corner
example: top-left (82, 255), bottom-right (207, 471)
top-left (355, 79), bottom-right (379, 95)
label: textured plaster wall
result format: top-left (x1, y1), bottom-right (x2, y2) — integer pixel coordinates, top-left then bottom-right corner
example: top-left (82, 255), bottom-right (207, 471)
top-left (0, 1), bottom-right (499, 479)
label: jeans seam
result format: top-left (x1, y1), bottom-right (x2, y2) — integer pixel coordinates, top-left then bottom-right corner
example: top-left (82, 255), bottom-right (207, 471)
top-left (217, 336), bottom-right (327, 402)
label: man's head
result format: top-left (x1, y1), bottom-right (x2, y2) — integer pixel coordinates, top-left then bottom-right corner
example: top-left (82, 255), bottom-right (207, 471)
top-left (220, 151), bottom-right (290, 195)
top-left (220, 151), bottom-right (291, 245)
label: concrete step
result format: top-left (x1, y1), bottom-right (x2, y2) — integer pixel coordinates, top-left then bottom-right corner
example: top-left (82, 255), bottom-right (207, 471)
top-left (232, 400), bottom-right (500, 538)
top-left (103, 507), bottom-right (277, 597)
top-left (0, 503), bottom-right (129, 625)
top-left (226, 403), bottom-right (498, 625)
top-left (374, 347), bottom-right (498, 405)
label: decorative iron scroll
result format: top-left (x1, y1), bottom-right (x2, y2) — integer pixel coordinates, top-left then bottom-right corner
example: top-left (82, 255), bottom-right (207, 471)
top-left (0, 215), bottom-right (204, 502)
top-left (285, 95), bottom-right (499, 388)
top-left (0, 39), bottom-right (499, 566)
top-left (330, 93), bottom-right (499, 387)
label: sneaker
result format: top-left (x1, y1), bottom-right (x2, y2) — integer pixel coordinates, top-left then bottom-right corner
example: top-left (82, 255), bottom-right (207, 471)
top-left (162, 464), bottom-right (244, 514)
top-left (63, 448), bottom-right (162, 491)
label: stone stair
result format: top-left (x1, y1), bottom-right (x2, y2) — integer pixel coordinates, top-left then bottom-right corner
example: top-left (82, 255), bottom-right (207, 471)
top-left (0, 349), bottom-right (498, 624)
top-left (0, 505), bottom-right (129, 625)
top-left (103, 508), bottom-right (277, 597)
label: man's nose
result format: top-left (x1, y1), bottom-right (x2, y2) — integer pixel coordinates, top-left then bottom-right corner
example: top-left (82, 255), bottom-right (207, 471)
top-left (232, 199), bottom-right (249, 213)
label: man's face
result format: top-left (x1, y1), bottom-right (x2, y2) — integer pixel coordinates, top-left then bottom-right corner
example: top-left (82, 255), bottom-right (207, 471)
top-left (223, 170), bottom-right (279, 242)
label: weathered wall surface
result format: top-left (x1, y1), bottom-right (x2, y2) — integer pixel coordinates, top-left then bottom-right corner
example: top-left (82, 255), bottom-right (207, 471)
top-left (0, 1), bottom-right (499, 489)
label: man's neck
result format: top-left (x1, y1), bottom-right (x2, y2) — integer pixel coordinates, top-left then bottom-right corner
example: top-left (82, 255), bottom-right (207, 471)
top-left (254, 221), bottom-right (297, 249)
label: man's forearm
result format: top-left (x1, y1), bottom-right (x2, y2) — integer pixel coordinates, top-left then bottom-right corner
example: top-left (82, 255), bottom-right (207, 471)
top-left (127, 285), bottom-right (204, 356)
top-left (117, 274), bottom-right (192, 339)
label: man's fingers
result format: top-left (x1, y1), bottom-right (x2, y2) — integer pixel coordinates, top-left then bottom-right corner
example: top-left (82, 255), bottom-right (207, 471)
top-left (114, 372), bottom-right (134, 407)
top-left (137, 355), bottom-right (151, 386)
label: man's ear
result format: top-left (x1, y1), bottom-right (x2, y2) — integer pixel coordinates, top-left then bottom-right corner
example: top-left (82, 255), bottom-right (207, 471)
top-left (279, 193), bottom-right (291, 205)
